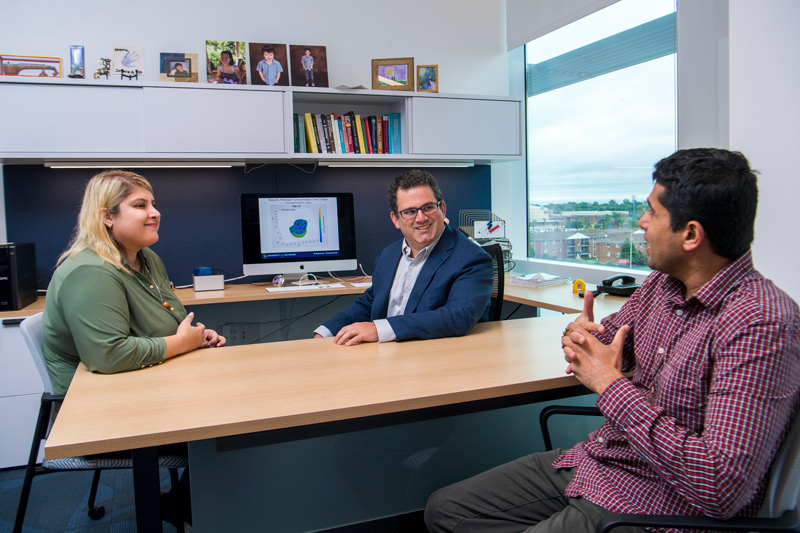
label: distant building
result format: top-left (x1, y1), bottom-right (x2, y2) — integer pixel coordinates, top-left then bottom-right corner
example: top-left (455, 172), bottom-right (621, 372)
top-left (529, 206), bottom-right (631, 231)
top-left (531, 228), bottom-right (646, 265)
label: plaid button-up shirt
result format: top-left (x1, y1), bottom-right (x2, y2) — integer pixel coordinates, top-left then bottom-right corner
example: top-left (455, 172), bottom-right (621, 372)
top-left (554, 251), bottom-right (800, 531)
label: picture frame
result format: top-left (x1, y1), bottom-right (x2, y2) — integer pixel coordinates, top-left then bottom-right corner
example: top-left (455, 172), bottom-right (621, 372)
top-left (0, 54), bottom-right (62, 78)
top-left (160, 53), bottom-right (198, 83)
top-left (206, 41), bottom-right (247, 84)
top-left (417, 64), bottom-right (438, 93)
top-left (371, 57), bottom-right (414, 91)
top-left (289, 44), bottom-right (329, 87)
top-left (248, 43), bottom-right (289, 86)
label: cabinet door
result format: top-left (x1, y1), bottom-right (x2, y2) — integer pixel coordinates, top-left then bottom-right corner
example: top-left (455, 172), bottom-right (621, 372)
top-left (0, 83), bottom-right (145, 153)
top-left (0, 318), bottom-right (45, 469)
top-left (0, 394), bottom-right (41, 468)
top-left (143, 87), bottom-right (286, 153)
top-left (410, 97), bottom-right (521, 156)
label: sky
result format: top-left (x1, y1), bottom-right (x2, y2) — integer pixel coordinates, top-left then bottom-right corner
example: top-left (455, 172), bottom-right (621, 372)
top-left (525, 0), bottom-right (676, 206)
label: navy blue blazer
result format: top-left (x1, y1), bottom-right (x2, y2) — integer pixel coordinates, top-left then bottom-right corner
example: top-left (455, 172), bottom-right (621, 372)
top-left (322, 224), bottom-right (493, 341)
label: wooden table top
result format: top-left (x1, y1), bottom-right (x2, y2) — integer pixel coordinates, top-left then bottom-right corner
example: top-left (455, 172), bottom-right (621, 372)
top-left (504, 281), bottom-right (628, 315)
top-left (44, 315), bottom-right (582, 460)
top-left (0, 279), bottom-right (369, 319)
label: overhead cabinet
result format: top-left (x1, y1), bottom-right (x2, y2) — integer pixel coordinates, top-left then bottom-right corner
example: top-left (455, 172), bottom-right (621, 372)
top-left (0, 79), bottom-right (522, 164)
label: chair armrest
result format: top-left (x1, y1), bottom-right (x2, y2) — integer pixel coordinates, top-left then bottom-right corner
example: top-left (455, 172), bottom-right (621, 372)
top-left (539, 405), bottom-right (603, 451)
top-left (596, 510), bottom-right (800, 533)
top-left (42, 392), bottom-right (65, 404)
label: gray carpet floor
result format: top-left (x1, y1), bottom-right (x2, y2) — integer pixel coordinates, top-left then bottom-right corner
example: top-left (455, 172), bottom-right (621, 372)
top-left (0, 466), bottom-right (426, 532)
top-left (0, 466), bottom-right (180, 533)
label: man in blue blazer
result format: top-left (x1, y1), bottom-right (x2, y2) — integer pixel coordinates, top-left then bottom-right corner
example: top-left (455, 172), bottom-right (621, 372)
top-left (314, 170), bottom-right (493, 344)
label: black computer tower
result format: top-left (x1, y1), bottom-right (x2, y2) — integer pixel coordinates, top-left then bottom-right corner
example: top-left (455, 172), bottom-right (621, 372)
top-left (0, 242), bottom-right (37, 310)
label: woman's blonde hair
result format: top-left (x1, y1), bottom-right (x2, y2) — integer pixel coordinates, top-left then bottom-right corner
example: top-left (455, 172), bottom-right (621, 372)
top-left (59, 170), bottom-right (154, 273)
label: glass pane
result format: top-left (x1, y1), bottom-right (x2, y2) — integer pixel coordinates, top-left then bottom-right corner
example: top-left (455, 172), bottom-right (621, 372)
top-left (525, 2), bottom-right (676, 270)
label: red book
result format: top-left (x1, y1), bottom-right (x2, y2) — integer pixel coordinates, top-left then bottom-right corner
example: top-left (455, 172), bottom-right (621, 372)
top-left (382, 116), bottom-right (389, 155)
top-left (343, 115), bottom-right (354, 153)
top-left (363, 117), bottom-right (374, 154)
top-left (376, 116), bottom-right (383, 154)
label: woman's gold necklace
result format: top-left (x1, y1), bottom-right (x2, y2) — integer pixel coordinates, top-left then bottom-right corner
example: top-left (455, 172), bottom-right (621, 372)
top-left (133, 262), bottom-right (174, 311)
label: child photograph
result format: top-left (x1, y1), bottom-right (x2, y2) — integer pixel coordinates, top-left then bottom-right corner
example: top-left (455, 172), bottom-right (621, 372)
top-left (249, 43), bottom-right (289, 86)
top-left (289, 45), bottom-right (329, 87)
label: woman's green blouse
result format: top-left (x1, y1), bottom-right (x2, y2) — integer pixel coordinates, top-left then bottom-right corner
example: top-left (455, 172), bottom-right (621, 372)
top-left (42, 248), bottom-right (187, 395)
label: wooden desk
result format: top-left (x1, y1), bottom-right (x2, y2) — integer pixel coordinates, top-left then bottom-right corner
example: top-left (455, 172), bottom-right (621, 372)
top-left (45, 315), bottom-right (589, 531)
top-left (1, 276), bottom-right (631, 321)
top-left (0, 279), bottom-right (369, 320)
top-left (504, 281), bottom-right (628, 315)
top-left (46, 315), bottom-right (581, 457)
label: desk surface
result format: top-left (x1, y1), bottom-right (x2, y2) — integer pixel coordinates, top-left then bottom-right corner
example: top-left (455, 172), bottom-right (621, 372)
top-left (45, 315), bottom-right (581, 460)
top-left (504, 281), bottom-right (628, 315)
top-left (0, 279), bottom-right (369, 319)
top-left (2, 277), bottom-right (629, 320)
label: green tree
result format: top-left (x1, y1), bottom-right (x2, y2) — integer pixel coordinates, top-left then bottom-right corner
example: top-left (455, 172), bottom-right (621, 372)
top-left (621, 239), bottom-right (648, 265)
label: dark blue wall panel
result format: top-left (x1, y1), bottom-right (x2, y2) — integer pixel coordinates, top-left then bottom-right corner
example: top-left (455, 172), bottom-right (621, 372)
top-left (4, 164), bottom-right (491, 289)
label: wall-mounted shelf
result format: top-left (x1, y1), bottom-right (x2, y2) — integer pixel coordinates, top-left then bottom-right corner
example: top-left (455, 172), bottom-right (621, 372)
top-left (0, 77), bottom-right (522, 166)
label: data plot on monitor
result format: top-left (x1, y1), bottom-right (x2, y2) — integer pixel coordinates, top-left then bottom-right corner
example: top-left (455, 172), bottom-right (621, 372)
top-left (259, 197), bottom-right (340, 256)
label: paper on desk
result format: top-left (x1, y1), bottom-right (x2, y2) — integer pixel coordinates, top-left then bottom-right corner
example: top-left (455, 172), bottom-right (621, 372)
top-left (508, 272), bottom-right (570, 288)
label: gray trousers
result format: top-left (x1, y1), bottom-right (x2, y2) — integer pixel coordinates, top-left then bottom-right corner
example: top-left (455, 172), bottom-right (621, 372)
top-left (424, 449), bottom-right (646, 533)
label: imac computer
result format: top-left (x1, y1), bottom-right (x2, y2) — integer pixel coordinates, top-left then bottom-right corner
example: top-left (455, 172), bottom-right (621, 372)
top-left (241, 192), bottom-right (358, 280)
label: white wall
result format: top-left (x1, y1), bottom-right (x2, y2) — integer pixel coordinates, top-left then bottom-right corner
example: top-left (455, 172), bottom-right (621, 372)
top-left (0, 0), bottom-right (508, 243)
top-left (728, 0), bottom-right (800, 301)
top-left (0, 0), bottom-right (507, 97)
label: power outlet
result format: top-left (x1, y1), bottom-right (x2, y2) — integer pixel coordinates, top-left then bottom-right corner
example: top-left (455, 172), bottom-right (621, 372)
top-left (223, 324), bottom-right (261, 345)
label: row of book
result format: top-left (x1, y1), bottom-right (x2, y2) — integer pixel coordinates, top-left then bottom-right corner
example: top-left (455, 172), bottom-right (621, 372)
top-left (292, 112), bottom-right (402, 155)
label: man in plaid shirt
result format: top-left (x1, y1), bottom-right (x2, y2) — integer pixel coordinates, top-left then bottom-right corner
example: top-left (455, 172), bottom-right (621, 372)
top-left (425, 148), bottom-right (800, 533)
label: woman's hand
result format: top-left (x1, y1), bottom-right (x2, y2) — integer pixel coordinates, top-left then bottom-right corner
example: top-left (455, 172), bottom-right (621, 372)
top-left (203, 328), bottom-right (226, 347)
top-left (164, 312), bottom-right (209, 358)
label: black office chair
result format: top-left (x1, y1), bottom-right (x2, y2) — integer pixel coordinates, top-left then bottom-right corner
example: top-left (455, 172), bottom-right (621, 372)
top-left (14, 312), bottom-right (187, 533)
top-left (539, 404), bottom-right (800, 532)
top-left (480, 242), bottom-right (505, 321)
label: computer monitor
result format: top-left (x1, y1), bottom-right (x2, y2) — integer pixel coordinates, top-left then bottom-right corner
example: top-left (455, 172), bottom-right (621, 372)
top-left (241, 192), bottom-right (358, 279)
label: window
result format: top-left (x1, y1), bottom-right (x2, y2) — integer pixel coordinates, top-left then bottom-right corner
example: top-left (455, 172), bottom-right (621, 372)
top-left (525, 0), bottom-right (676, 271)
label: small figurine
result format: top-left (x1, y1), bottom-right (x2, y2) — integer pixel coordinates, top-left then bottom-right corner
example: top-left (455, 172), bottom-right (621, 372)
top-left (572, 279), bottom-right (586, 293)
top-left (93, 58), bottom-right (111, 79)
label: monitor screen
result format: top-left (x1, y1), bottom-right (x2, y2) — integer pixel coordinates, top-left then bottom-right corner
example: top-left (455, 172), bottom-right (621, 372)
top-left (241, 192), bottom-right (357, 278)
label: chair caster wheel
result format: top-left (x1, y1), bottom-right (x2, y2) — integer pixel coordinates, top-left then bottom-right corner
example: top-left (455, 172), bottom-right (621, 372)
top-left (88, 506), bottom-right (106, 520)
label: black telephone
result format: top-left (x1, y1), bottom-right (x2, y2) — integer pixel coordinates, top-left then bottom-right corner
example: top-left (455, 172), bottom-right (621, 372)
top-left (580, 275), bottom-right (640, 298)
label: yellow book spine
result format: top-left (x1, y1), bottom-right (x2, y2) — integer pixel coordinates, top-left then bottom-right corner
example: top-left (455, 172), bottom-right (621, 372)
top-left (303, 113), bottom-right (318, 153)
top-left (354, 114), bottom-right (367, 154)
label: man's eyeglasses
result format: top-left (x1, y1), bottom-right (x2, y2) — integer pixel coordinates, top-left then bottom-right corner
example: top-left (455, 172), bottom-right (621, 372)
top-left (396, 201), bottom-right (442, 220)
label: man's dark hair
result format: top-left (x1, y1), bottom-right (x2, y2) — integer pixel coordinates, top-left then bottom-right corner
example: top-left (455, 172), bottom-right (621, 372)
top-left (653, 148), bottom-right (758, 260)
top-left (387, 170), bottom-right (444, 213)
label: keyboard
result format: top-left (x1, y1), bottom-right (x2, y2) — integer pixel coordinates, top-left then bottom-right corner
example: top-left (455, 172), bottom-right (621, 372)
top-left (266, 283), bottom-right (346, 293)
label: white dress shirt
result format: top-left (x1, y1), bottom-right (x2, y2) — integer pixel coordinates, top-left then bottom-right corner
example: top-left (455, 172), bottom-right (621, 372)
top-left (314, 232), bottom-right (443, 341)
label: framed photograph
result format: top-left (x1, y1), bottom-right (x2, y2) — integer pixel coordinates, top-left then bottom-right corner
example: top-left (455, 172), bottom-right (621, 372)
top-left (0, 54), bottom-right (61, 78)
top-left (289, 45), bottom-right (328, 87)
top-left (371, 57), bottom-right (414, 91)
top-left (206, 41), bottom-right (247, 84)
top-left (160, 53), bottom-right (198, 83)
top-left (417, 64), bottom-right (438, 93)
top-left (248, 43), bottom-right (289, 86)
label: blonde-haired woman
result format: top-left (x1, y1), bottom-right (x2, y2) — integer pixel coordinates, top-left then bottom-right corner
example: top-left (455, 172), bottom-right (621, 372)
top-left (43, 170), bottom-right (225, 396)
